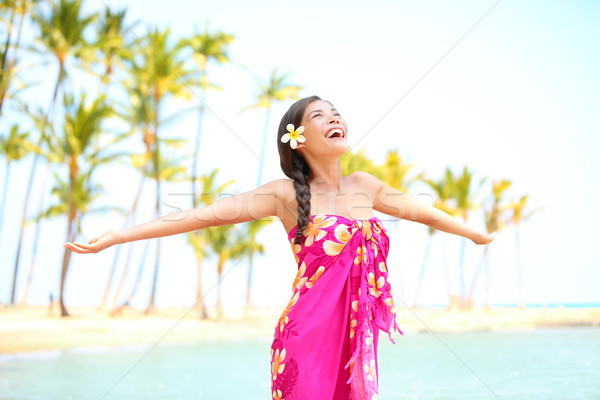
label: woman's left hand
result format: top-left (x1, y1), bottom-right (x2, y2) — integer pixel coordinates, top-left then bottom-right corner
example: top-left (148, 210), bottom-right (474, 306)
top-left (472, 231), bottom-right (496, 245)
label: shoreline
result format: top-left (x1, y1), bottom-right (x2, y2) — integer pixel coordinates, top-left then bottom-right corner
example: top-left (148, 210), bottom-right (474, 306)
top-left (1, 304), bottom-right (598, 356)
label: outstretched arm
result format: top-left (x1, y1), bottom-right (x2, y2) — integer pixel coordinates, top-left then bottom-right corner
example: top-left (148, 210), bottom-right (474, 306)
top-left (360, 172), bottom-right (495, 245)
top-left (64, 179), bottom-right (286, 254)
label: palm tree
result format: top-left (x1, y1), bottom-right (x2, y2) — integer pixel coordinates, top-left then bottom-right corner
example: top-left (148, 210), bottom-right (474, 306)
top-left (180, 26), bottom-right (234, 206)
top-left (1, 124), bottom-right (31, 304)
top-left (187, 168), bottom-right (234, 319)
top-left (243, 70), bottom-right (302, 186)
top-left (122, 25), bottom-right (198, 314)
top-left (12, 106), bottom-right (52, 306)
top-left (378, 150), bottom-right (421, 309)
top-left (109, 150), bottom-right (187, 316)
top-left (205, 223), bottom-right (247, 320)
top-left (507, 195), bottom-right (543, 308)
top-left (33, 0), bottom-right (96, 105)
top-left (240, 219), bottom-right (266, 312)
top-left (466, 179), bottom-right (512, 309)
top-left (42, 92), bottom-right (115, 317)
top-left (92, 6), bottom-right (135, 90)
top-left (13, 0), bottom-right (96, 309)
top-left (447, 165), bottom-right (486, 309)
top-left (0, 0), bottom-right (36, 116)
top-left (98, 151), bottom-right (147, 310)
top-left (179, 27), bottom-right (235, 318)
top-left (414, 172), bottom-right (459, 308)
top-left (340, 148), bottom-right (384, 178)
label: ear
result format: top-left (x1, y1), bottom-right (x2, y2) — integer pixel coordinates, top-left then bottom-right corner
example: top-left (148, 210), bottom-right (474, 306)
top-left (295, 143), bottom-right (307, 154)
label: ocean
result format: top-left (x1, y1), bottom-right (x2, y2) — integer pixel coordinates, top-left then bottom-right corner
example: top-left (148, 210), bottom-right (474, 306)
top-left (1, 327), bottom-right (598, 399)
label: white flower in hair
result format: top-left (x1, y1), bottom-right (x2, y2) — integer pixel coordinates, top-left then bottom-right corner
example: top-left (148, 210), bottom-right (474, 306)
top-left (281, 124), bottom-right (306, 150)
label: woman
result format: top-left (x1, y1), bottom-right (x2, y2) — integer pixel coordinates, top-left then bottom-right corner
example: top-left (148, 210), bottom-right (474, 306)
top-left (65, 95), bottom-right (495, 399)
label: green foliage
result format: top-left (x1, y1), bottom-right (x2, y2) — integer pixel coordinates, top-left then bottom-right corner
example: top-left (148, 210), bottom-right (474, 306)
top-left (0, 124), bottom-right (32, 163)
top-left (243, 70), bottom-right (302, 111)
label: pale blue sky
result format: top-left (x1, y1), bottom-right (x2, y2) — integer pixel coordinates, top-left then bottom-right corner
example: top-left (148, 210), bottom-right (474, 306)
top-left (1, 0), bottom-right (599, 309)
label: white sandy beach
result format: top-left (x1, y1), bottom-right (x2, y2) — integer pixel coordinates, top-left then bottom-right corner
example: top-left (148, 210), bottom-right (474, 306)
top-left (1, 304), bottom-right (598, 355)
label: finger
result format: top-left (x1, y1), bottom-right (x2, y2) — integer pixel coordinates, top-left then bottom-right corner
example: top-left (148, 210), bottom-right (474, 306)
top-left (65, 242), bottom-right (95, 254)
top-left (64, 242), bottom-right (88, 253)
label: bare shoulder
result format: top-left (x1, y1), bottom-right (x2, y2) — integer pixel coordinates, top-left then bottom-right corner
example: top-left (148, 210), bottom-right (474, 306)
top-left (346, 171), bottom-right (384, 193)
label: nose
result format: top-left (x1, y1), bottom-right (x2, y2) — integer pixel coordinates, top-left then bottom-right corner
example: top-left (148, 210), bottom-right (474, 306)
top-left (328, 114), bottom-right (340, 124)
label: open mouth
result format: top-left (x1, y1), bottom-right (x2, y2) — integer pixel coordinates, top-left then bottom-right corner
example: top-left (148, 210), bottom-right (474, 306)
top-left (325, 128), bottom-right (345, 139)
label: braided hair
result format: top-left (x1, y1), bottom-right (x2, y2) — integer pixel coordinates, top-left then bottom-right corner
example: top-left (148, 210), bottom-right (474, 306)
top-left (277, 95), bottom-right (325, 245)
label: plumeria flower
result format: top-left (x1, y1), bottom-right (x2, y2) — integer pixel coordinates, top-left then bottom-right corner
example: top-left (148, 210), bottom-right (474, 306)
top-left (281, 124), bottom-right (306, 149)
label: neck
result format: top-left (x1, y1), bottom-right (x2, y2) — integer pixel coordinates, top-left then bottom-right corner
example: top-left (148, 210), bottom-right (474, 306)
top-left (306, 158), bottom-right (344, 192)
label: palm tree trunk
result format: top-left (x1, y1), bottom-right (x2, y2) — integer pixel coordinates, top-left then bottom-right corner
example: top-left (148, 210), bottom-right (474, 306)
top-left (145, 102), bottom-right (162, 315)
top-left (191, 89), bottom-right (206, 208)
top-left (194, 249), bottom-right (209, 319)
top-left (1, 2), bottom-right (27, 116)
top-left (515, 227), bottom-right (524, 308)
top-left (255, 107), bottom-right (271, 187)
top-left (100, 173), bottom-right (145, 308)
top-left (245, 253), bottom-right (254, 310)
top-left (484, 247), bottom-right (491, 309)
top-left (18, 253), bottom-right (35, 306)
top-left (393, 219), bottom-right (404, 308)
top-left (0, 162), bottom-right (11, 248)
top-left (115, 239), bottom-right (151, 313)
top-left (17, 66), bottom-right (63, 305)
top-left (216, 254), bottom-right (225, 319)
top-left (467, 246), bottom-right (489, 308)
top-left (441, 235), bottom-right (453, 309)
top-left (458, 237), bottom-right (467, 308)
top-left (25, 162), bottom-right (50, 301)
top-left (52, 63), bottom-right (65, 107)
top-left (413, 232), bottom-right (433, 308)
top-left (111, 239), bottom-right (136, 309)
top-left (59, 216), bottom-right (77, 317)
top-left (12, 150), bottom-right (40, 304)
top-left (0, 6), bottom-right (15, 116)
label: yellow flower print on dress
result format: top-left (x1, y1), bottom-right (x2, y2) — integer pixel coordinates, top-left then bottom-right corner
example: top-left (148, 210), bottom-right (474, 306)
top-left (303, 216), bottom-right (336, 247)
top-left (279, 291), bottom-right (299, 333)
top-left (361, 221), bottom-right (373, 240)
top-left (280, 124), bottom-right (306, 150)
top-left (385, 296), bottom-right (397, 314)
top-left (305, 266), bottom-right (325, 288)
top-left (354, 245), bottom-right (367, 265)
top-left (272, 348), bottom-right (286, 380)
top-left (323, 224), bottom-right (357, 256)
top-left (378, 261), bottom-right (387, 273)
top-left (364, 359), bottom-right (377, 382)
top-left (365, 328), bottom-right (373, 347)
top-left (368, 272), bottom-right (385, 298)
top-left (272, 389), bottom-right (282, 400)
top-left (292, 262), bottom-right (308, 292)
top-left (349, 318), bottom-right (358, 338)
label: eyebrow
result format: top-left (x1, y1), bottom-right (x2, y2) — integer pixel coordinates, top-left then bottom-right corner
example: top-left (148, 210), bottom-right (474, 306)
top-left (308, 108), bottom-right (338, 116)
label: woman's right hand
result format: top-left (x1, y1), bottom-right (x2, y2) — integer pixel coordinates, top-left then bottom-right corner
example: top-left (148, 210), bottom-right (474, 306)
top-left (64, 230), bottom-right (119, 254)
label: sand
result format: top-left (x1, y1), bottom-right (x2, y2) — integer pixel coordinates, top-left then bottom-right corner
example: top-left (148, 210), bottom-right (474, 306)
top-left (1, 304), bottom-right (598, 355)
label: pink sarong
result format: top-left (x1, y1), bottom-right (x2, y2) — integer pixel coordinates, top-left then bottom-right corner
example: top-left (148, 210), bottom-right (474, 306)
top-left (270, 214), bottom-right (403, 400)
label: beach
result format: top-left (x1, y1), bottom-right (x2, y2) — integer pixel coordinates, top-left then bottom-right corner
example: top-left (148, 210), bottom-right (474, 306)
top-left (2, 304), bottom-right (599, 355)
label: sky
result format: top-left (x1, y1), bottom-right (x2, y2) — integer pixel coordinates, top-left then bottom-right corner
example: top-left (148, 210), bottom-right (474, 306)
top-left (1, 0), bottom-right (599, 311)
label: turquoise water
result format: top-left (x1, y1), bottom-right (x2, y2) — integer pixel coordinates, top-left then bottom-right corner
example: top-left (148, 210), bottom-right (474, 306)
top-left (1, 327), bottom-right (598, 399)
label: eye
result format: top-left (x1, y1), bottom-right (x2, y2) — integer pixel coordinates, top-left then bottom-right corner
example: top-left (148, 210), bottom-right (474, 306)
top-left (312, 113), bottom-right (322, 118)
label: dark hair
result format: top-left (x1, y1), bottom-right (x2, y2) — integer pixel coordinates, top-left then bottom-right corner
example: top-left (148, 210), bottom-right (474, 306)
top-left (277, 95), bottom-right (328, 245)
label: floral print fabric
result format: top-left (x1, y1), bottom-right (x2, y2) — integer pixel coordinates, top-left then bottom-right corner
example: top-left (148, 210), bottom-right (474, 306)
top-left (271, 214), bottom-right (403, 400)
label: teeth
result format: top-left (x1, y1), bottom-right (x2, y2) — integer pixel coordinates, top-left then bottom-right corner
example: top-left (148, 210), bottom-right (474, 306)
top-left (326, 128), bottom-right (344, 138)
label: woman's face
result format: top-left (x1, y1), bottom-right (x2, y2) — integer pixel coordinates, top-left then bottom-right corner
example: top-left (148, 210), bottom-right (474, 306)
top-left (296, 100), bottom-right (348, 158)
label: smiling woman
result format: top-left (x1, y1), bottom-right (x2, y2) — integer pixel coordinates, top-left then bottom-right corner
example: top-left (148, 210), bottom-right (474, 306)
top-left (65, 95), bottom-right (494, 399)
